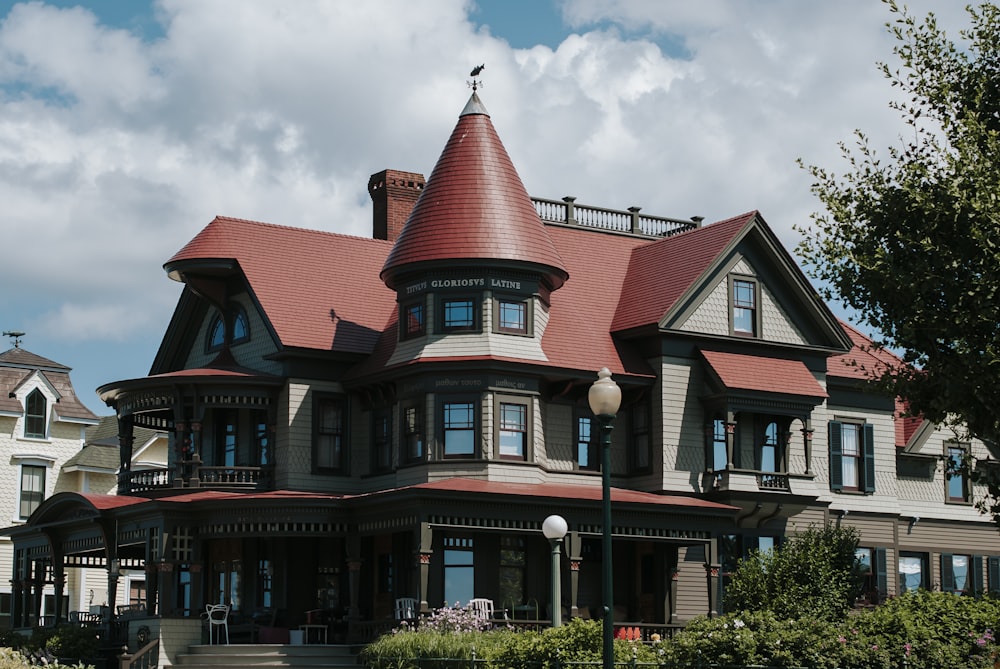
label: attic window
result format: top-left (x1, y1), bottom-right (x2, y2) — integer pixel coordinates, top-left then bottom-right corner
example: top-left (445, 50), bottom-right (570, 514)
top-left (24, 389), bottom-right (47, 439)
top-left (730, 276), bottom-right (758, 337)
top-left (206, 305), bottom-right (250, 352)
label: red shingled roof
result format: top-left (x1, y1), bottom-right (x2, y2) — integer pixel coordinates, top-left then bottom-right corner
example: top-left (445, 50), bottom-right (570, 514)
top-left (701, 349), bottom-right (827, 398)
top-left (611, 212), bottom-right (757, 332)
top-left (380, 92), bottom-right (567, 290)
top-left (166, 217), bottom-right (396, 354)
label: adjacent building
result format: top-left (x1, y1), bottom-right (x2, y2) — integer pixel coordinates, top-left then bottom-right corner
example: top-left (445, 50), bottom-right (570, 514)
top-left (6, 88), bottom-right (999, 657)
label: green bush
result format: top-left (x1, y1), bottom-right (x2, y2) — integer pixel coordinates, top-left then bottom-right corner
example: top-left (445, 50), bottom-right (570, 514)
top-left (724, 524), bottom-right (864, 621)
top-left (24, 625), bottom-right (99, 662)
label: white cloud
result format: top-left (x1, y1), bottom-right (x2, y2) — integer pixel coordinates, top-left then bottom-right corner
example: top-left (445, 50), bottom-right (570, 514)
top-left (0, 0), bottom-right (982, 412)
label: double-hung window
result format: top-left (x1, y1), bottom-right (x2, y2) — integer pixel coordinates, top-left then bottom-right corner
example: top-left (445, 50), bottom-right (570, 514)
top-left (829, 420), bottom-right (875, 493)
top-left (632, 402), bottom-right (650, 472)
top-left (946, 443), bottom-right (971, 503)
top-left (855, 547), bottom-right (888, 605)
top-left (402, 404), bottom-right (424, 463)
top-left (441, 399), bottom-right (477, 458)
top-left (710, 418), bottom-right (728, 471)
top-left (18, 464), bottom-right (45, 519)
top-left (314, 394), bottom-right (347, 473)
top-left (731, 276), bottom-right (758, 336)
top-left (372, 408), bottom-right (392, 472)
top-left (576, 413), bottom-right (597, 471)
top-left (898, 552), bottom-right (928, 593)
top-left (497, 401), bottom-right (528, 460)
top-left (941, 553), bottom-right (981, 595)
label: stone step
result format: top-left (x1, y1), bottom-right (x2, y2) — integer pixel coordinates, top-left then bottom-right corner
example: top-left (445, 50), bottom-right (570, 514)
top-left (175, 643), bottom-right (362, 669)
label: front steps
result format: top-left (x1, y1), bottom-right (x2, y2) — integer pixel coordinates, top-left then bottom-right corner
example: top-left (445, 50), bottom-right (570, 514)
top-left (173, 643), bottom-right (363, 669)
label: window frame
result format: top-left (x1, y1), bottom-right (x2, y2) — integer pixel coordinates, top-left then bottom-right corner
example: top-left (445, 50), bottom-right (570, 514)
top-left (709, 417), bottom-right (728, 471)
top-left (898, 552), bottom-right (928, 594)
top-left (400, 299), bottom-right (427, 340)
top-left (17, 463), bottom-right (46, 520)
top-left (729, 275), bottom-right (759, 337)
top-left (439, 296), bottom-right (481, 334)
top-left (206, 304), bottom-right (251, 353)
top-left (313, 393), bottom-right (348, 474)
top-left (940, 553), bottom-right (981, 595)
top-left (855, 546), bottom-right (888, 605)
top-left (829, 419), bottom-right (875, 493)
top-left (401, 403), bottom-right (425, 464)
top-left (946, 442), bottom-right (972, 504)
top-left (494, 296), bottom-right (531, 336)
top-left (631, 401), bottom-right (651, 473)
top-left (371, 407), bottom-right (393, 473)
top-left (23, 388), bottom-right (47, 440)
top-left (438, 396), bottom-right (479, 459)
top-left (495, 395), bottom-right (532, 461)
top-left (575, 411), bottom-right (598, 471)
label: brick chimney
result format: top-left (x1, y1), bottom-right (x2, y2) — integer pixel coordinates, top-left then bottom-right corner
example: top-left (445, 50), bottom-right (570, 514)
top-left (368, 169), bottom-right (425, 242)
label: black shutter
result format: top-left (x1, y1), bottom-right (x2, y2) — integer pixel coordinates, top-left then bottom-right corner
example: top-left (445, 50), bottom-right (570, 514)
top-left (829, 422), bottom-right (843, 491)
top-left (972, 555), bottom-right (984, 597)
top-left (862, 423), bottom-right (876, 493)
top-left (873, 547), bottom-right (888, 603)
top-left (941, 553), bottom-right (955, 593)
top-left (989, 556), bottom-right (1000, 595)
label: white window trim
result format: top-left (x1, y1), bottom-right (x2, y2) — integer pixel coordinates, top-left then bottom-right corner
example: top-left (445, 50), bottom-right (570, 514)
top-left (12, 456), bottom-right (54, 523)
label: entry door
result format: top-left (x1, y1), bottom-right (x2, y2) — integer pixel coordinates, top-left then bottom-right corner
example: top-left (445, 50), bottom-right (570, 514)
top-left (209, 540), bottom-right (243, 613)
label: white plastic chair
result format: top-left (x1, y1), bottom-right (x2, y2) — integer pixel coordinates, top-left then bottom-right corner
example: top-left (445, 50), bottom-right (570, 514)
top-left (394, 597), bottom-right (417, 621)
top-left (468, 598), bottom-right (494, 622)
top-left (206, 604), bottom-right (230, 644)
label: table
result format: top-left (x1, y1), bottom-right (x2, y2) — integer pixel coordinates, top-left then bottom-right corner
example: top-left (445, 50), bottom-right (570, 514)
top-left (299, 623), bottom-right (327, 644)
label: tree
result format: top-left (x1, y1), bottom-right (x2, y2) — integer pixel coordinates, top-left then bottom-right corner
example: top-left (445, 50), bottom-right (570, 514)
top-left (798, 1), bottom-right (1000, 522)
top-left (723, 524), bottom-right (864, 621)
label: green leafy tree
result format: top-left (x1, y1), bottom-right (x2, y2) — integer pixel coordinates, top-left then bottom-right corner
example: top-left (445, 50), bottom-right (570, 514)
top-left (797, 2), bottom-right (1000, 522)
top-left (724, 524), bottom-right (864, 621)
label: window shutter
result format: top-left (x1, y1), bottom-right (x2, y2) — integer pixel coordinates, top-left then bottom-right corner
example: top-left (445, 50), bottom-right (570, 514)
top-left (862, 424), bottom-right (876, 492)
top-left (941, 553), bottom-right (955, 592)
top-left (873, 547), bottom-right (888, 602)
top-left (972, 555), bottom-right (984, 596)
top-left (829, 421), bottom-right (843, 491)
top-left (989, 556), bottom-right (1000, 595)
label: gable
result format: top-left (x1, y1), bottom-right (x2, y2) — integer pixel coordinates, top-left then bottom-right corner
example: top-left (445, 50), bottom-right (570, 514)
top-left (183, 292), bottom-right (283, 376)
top-left (677, 255), bottom-right (809, 346)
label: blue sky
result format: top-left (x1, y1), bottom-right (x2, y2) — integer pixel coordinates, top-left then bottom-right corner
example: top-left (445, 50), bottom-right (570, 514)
top-left (0, 0), bottom-right (969, 414)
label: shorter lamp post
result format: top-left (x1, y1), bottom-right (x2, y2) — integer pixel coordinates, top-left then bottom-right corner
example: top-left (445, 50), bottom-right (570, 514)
top-left (589, 367), bottom-right (621, 669)
top-left (542, 514), bottom-right (568, 627)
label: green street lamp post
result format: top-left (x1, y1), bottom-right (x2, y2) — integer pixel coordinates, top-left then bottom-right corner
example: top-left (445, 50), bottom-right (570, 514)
top-left (588, 367), bottom-right (622, 669)
top-left (542, 514), bottom-right (568, 627)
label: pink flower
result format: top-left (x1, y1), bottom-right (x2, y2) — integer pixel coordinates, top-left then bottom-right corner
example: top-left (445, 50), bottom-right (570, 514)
top-left (837, 636), bottom-right (847, 644)
top-left (904, 643), bottom-right (912, 657)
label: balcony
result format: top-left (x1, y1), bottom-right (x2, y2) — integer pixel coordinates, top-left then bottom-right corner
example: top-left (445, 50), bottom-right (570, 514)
top-left (705, 469), bottom-right (791, 493)
top-left (120, 456), bottom-right (272, 495)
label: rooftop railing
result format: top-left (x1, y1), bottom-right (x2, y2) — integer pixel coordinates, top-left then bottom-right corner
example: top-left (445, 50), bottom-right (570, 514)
top-left (532, 196), bottom-right (703, 238)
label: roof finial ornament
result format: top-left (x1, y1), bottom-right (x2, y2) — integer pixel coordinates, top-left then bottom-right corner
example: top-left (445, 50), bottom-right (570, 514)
top-left (468, 64), bottom-right (485, 91)
top-left (3, 331), bottom-right (25, 348)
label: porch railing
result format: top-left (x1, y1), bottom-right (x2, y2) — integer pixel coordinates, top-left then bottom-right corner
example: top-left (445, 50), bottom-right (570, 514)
top-left (193, 465), bottom-right (269, 489)
top-left (532, 196), bottom-right (701, 238)
top-left (118, 637), bottom-right (159, 669)
top-left (123, 469), bottom-right (173, 493)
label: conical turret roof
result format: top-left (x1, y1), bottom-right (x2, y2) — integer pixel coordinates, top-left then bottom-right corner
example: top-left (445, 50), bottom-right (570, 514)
top-left (380, 92), bottom-right (568, 290)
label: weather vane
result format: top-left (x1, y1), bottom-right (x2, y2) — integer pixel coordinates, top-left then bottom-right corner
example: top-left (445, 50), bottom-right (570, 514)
top-left (3, 331), bottom-right (25, 348)
top-left (468, 64), bottom-right (485, 91)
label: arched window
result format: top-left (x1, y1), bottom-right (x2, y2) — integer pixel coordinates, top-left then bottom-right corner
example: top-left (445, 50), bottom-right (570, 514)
top-left (24, 389), bottom-right (46, 439)
top-left (206, 305), bottom-right (250, 352)
top-left (759, 421), bottom-right (779, 472)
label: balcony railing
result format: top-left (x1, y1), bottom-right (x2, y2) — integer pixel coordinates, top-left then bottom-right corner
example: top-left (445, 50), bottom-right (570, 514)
top-left (122, 469), bottom-right (173, 493)
top-left (194, 465), bottom-right (269, 489)
top-left (757, 472), bottom-right (790, 491)
top-left (532, 196), bottom-right (701, 238)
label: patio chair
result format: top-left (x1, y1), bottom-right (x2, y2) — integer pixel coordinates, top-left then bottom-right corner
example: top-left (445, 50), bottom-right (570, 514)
top-left (394, 597), bottom-right (418, 621)
top-left (468, 598), bottom-right (494, 622)
top-left (206, 603), bottom-right (230, 644)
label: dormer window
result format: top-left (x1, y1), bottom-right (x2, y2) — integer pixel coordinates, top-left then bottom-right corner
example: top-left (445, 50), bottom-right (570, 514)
top-left (731, 276), bottom-right (758, 336)
top-left (206, 305), bottom-right (250, 352)
top-left (24, 389), bottom-right (46, 439)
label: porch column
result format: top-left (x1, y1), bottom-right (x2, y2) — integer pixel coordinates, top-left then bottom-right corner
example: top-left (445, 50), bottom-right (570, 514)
top-left (780, 426), bottom-right (793, 474)
top-left (705, 538), bottom-right (720, 618)
top-left (725, 412), bottom-right (737, 469)
top-left (417, 522), bottom-right (432, 614)
top-left (117, 415), bottom-right (136, 495)
top-left (107, 563), bottom-right (119, 623)
top-left (346, 560), bottom-right (362, 621)
top-left (801, 420), bottom-right (814, 475)
top-left (567, 531), bottom-right (582, 618)
top-left (667, 547), bottom-right (679, 624)
top-left (32, 560), bottom-right (45, 626)
top-left (157, 563), bottom-right (176, 616)
top-left (174, 420), bottom-right (188, 487)
top-left (145, 562), bottom-right (158, 615)
top-left (190, 422), bottom-right (203, 486)
top-left (52, 545), bottom-right (65, 625)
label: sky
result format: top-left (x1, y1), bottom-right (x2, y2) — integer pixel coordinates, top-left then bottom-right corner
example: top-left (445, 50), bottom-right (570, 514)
top-left (0, 0), bottom-right (973, 415)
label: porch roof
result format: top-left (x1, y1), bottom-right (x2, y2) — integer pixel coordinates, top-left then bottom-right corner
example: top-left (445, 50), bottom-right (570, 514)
top-left (700, 349), bottom-right (827, 399)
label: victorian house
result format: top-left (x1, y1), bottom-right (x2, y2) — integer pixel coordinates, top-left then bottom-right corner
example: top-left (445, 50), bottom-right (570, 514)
top-left (6, 88), bottom-right (1000, 662)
